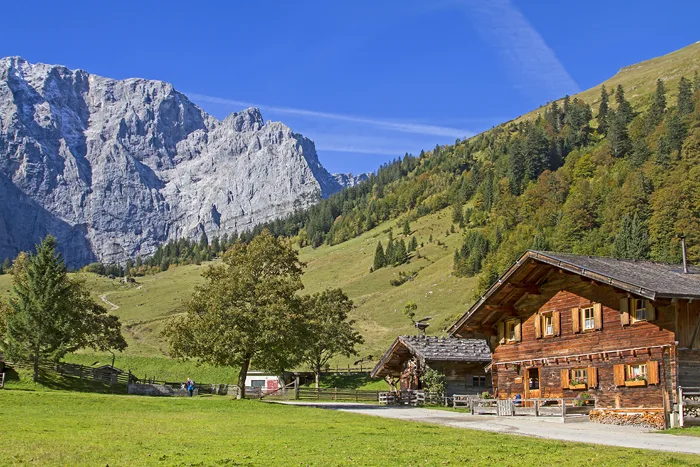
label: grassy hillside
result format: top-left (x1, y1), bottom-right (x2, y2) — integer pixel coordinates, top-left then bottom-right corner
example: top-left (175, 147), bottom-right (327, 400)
top-left (520, 41), bottom-right (700, 122)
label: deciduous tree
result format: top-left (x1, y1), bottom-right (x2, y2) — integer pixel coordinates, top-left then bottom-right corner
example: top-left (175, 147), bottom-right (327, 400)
top-left (300, 289), bottom-right (363, 388)
top-left (163, 230), bottom-right (306, 398)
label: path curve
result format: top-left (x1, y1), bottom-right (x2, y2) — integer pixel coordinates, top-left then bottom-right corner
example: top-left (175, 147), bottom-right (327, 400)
top-left (99, 293), bottom-right (119, 311)
top-left (276, 402), bottom-right (700, 455)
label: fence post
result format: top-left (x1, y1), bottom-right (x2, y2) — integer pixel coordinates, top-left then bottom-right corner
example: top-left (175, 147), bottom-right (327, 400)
top-left (535, 400), bottom-right (539, 417)
top-left (294, 377), bottom-right (300, 400)
top-left (561, 399), bottom-right (566, 421)
top-left (679, 386), bottom-right (684, 428)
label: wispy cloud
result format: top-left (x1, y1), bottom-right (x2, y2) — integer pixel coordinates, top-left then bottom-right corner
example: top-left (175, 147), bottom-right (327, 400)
top-left (462, 0), bottom-right (580, 98)
top-left (186, 92), bottom-right (475, 139)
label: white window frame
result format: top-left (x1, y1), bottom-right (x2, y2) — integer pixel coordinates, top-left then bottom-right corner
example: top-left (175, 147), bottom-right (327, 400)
top-left (543, 312), bottom-right (554, 336)
top-left (582, 306), bottom-right (595, 330)
top-left (506, 320), bottom-right (517, 341)
top-left (627, 363), bottom-right (647, 380)
top-left (632, 299), bottom-right (647, 322)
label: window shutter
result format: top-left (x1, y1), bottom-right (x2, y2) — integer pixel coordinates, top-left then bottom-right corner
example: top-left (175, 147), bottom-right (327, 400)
top-left (613, 364), bottom-right (626, 386)
top-left (560, 369), bottom-right (570, 389)
top-left (646, 301), bottom-right (656, 321)
top-left (535, 314), bottom-right (542, 339)
top-left (620, 298), bottom-right (630, 326)
top-left (553, 311), bottom-right (561, 336)
top-left (498, 321), bottom-right (505, 344)
top-left (572, 307), bottom-right (581, 333)
top-left (647, 361), bottom-right (659, 385)
top-left (594, 303), bottom-right (603, 330)
top-left (587, 366), bottom-right (598, 388)
top-left (514, 319), bottom-right (522, 342)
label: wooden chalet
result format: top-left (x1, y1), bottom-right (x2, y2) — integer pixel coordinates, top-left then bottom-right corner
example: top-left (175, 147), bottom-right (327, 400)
top-left (448, 250), bottom-right (700, 421)
top-left (371, 335), bottom-right (492, 396)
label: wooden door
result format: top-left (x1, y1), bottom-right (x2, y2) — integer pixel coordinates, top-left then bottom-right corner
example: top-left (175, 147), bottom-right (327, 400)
top-left (525, 368), bottom-right (541, 402)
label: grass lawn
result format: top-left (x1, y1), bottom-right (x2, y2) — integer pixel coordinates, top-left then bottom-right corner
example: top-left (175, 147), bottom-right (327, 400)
top-left (2, 390), bottom-right (699, 466)
top-left (664, 427), bottom-right (700, 438)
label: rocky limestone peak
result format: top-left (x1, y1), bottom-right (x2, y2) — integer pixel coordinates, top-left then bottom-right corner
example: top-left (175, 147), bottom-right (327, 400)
top-left (0, 57), bottom-right (344, 266)
top-left (222, 107), bottom-right (265, 132)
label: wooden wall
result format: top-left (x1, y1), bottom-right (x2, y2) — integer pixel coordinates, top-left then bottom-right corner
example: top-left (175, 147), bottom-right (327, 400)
top-left (429, 361), bottom-right (491, 396)
top-left (678, 349), bottom-right (700, 387)
top-left (490, 273), bottom-right (679, 408)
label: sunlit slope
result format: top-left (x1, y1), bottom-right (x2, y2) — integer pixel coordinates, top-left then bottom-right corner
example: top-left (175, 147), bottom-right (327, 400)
top-left (519, 41), bottom-right (700, 122)
top-left (0, 208), bottom-right (475, 361)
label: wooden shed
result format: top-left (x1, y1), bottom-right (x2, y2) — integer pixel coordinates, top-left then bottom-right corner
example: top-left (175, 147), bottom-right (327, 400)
top-left (370, 335), bottom-right (492, 396)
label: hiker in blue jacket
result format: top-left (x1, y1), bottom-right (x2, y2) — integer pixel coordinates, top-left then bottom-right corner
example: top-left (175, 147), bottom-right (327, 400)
top-left (186, 378), bottom-right (195, 397)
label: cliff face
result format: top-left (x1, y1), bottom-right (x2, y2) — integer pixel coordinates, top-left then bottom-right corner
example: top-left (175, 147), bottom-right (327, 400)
top-left (0, 57), bottom-right (342, 265)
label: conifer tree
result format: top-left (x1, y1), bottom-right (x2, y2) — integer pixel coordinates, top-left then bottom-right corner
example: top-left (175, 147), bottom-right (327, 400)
top-left (615, 85), bottom-right (635, 124)
top-left (677, 77), bottom-right (695, 115)
top-left (666, 113), bottom-right (688, 153)
top-left (199, 232), bottom-right (209, 250)
top-left (211, 236), bottom-right (221, 255)
top-left (654, 135), bottom-right (672, 167)
top-left (452, 200), bottom-right (464, 226)
top-left (613, 214), bottom-right (650, 260)
top-left (608, 110), bottom-right (631, 158)
top-left (402, 219), bottom-right (411, 236)
top-left (0, 237), bottom-right (126, 381)
top-left (597, 85), bottom-right (609, 134)
top-left (393, 240), bottom-right (408, 266)
top-left (385, 231), bottom-right (395, 265)
top-left (408, 236), bottom-right (418, 252)
top-left (649, 79), bottom-right (667, 128)
top-left (373, 242), bottom-right (386, 270)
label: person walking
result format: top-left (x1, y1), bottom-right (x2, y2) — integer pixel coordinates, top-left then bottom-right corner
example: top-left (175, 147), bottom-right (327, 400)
top-left (186, 378), bottom-right (195, 397)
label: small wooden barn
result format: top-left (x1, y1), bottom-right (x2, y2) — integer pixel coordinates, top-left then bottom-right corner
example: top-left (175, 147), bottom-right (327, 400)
top-left (370, 335), bottom-right (492, 396)
top-left (448, 250), bottom-right (700, 426)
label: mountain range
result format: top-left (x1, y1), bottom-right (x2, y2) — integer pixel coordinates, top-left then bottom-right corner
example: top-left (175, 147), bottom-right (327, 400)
top-left (0, 57), bottom-right (366, 266)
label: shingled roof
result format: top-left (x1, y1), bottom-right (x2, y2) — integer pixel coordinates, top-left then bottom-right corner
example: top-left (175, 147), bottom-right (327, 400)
top-left (449, 250), bottom-right (700, 336)
top-left (535, 251), bottom-right (700, 299)
top-left (370, 335), bottom-right (491, 378)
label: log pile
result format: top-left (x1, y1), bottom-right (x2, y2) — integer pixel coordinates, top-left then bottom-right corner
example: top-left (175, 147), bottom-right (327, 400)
top-left (589, 409), bottom-right (665, 430)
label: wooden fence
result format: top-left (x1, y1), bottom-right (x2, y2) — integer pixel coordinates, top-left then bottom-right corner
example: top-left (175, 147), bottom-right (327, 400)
top-left (468, 397), bottom-right (596, 418)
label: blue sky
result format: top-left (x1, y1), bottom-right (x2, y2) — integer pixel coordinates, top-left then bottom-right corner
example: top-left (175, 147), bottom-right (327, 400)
top-left (2, 1), bottom-right (698, 174)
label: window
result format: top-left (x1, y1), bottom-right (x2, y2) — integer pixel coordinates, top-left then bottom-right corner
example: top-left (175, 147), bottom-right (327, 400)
top-left (472, 376), bottom-right (487, 387)
top-left (543, 313), bottom-right (554, 336)
top-left (582, 306), bottom-right (595, 330)
top-left (632, 299), bottom-right (647, 322)
top-left (507, 320), bottom-right (517, 341)
top-left (250, 380), bottom-right (265, 388)
top-left (627, 363), bottom-right (647, 381)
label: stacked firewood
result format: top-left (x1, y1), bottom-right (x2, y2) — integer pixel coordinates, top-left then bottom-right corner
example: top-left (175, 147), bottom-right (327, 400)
top-left (589, 409), bottom-right (665, 430)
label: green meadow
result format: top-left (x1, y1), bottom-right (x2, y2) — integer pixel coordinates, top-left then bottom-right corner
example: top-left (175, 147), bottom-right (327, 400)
top-left (2, 390), bottom-right (699, 467)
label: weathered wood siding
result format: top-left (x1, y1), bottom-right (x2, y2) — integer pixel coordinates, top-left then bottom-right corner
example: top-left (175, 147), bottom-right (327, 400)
top-left (429, 361), bottom-right (491, 396)
top-left (491, 273), bottom-right (677, 408)
top-left (678, 349), bottom-right (700, 387)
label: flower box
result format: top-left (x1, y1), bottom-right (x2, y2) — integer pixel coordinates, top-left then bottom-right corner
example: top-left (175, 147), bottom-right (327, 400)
top-left (569, 383), bottom-right (587, 390)
top-left (625, 379), bottom-right (647, 387)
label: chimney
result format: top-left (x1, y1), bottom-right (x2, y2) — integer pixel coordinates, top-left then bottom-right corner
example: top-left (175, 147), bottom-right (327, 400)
top-left (681, 236), bottom-right (688, 274)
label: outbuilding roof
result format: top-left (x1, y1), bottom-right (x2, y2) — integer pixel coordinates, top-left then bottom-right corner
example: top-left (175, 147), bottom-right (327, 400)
top-left (370, 335), bottom-right (491, 378)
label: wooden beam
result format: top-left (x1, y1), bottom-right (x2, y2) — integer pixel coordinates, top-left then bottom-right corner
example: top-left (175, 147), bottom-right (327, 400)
top-left (484, 304), bottom-right (519, 317)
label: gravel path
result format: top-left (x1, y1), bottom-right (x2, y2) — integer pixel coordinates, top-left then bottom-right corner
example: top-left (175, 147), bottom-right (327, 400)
top-left (277, 402), bottom-right (700, 454)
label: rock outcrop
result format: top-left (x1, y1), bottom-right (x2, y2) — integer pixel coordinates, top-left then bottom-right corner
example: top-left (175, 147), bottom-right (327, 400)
top-left (0, 57), bottom-right (344, 265)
